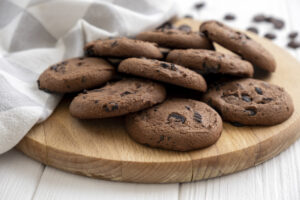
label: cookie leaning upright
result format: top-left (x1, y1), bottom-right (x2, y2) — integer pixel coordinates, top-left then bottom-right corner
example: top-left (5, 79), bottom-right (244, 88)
top-left (200, 21), bottom-right (276, 72)
top-left (167, 49), bottom-right (254, 77)
top-left (202, 78), bottom-right (294, 125)
top-left (38, 57), bottom-right (115, 93)
top-left (84, 37), bottom-right (163, 59)
top-left (136, 28), bottom-right (214, 49)
top-left (118, 58), bottom-right (207, 92)
top-left (125, 98), bottom-right (223, 151)
top-left (69, 78), bottom-right (166, 119)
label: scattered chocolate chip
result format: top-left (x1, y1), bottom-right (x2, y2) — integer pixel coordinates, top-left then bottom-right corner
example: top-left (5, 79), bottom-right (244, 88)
top-left (111, 40), bottom-right (118, 47)
top-left (263, 97), bottom-right (273, 102)
top-left (77, 62), bottom-right (83, 66)
top-left (167, 112), bottom-right (186, 124)
top-left (273, 19), bottom-right (284, 29)
top-left (170, 63), bottom-right (177, 71)
top-left (231, 122), bottom-right (245, 127)
top-left (158, 135), bottom-right (165, 143)
top-left (242, 94), bottom-right (252, 102)
top-left (157, 21), bottom-right (173, 30)
top-left (264, 33), bottom-right (276, 40)
top-left (287, 40), bottom-right (300, 49)
top-left (160, 63), bottom-right (169, 68)
top-left (185, 106), bottom-right (191, 111)
top-left (82, 89), bottom-right (88, 94)
top-left (94, 100), bottom-right (99, 104)
top-left (265, 16), bottom-right (274, 23)
top-left (178, 24), bottom-right (191, 32)
top-left (81, 76), bottom-right (86, 83)
top-left (62, 61), bottom-right (68, 65)
top-left (184, 15), bottom-right (193, 19)
top-left (253, 14), bottom-right (266, 22)
top-left (245, 108), bottom-right (257, 116)
top-left (203, 62), bottom-right (220, 73)
top-left (288, 31), bottom-right (298, 39)
top-left (193, 112), bottom-right (202, 123)
top-left (82, 95), bottom-right (86, 99)
top-left (85, 45), bottom-right (95, 56)
top-left (120, 91), bottom-right (132, 97)
top-left (247, 27), bottom-right (258, 34)
top-left (103, 102), bottom-right (118, 112)
top-left (224, 13), bottom-right (236, 21)
top-left (194, 2), bottom-right (205, 9)
top-left (79, 57), bottom-right (85, 60)
top-left (255, 87), bottom-right (263, 95)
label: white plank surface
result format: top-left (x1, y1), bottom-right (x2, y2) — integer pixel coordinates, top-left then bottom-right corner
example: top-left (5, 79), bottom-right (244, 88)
top-left (0, 150), bottom-right (44, 200)
top-left (33, 167), bottom-right (179, 200)
top-left (1, 0), bottom-right (300, 199)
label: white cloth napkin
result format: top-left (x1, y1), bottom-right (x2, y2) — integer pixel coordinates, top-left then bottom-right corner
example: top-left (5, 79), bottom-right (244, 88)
top-left (0, 0), bottom-right (178, 154)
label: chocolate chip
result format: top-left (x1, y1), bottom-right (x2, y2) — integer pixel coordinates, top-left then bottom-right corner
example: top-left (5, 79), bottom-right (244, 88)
top-left (262, 97), bottom-right (273, 102)
top-left (111, 40), bottom-right (118, 47)
top-left (160, 63), bottom-right (169, 68)
top-left (103, 102), bottom-right (118, 112)
top-left (265, 16), bottom-right (274, 23)
top-left (184, 15), bottom-right (193, 19)
top-left (255, 87), bottom-right (263, 95)
top-left (178, 24), bottom-right (191, 32)
top-left (82, 95), bottom-right (86, 99)
top-left (170, 63), bottom-right (177, 71)
top-left (242, 94), bottom-right (252, 102)
top-left (287, 40), bottom-right (300, 49)
top-left (120, 91), bottom-right (132, 97)
top-left (79, 57), bottom-right (85, 60)
top-left (288, 32), bottom-right (298, 39)
top-left (253, 14), bottom-right (266, 22)
top-left (62, 61), bottom-right (68, 65)
top-left (194, 2), bottom-right (205, 9)
top-left (264, 33), bottom-right (276, 40)
top-left (82, 89), bottom-right (88, 94)
top-left (167, 112), bottom-right (186, 124)
top-left (158, 135), bottom-right (165, 143)
top-left (94, 100), bottom-right (99, 104)
top-left (203, 62), bottom-right (220, 73)
top-left (85, 45), bottom-right (95, 56)
top-left (193, 112), bottom-right (202, 123)
top-left (224, 14), bottom-right (236, 21)
top-left (247, 27), bottom-right (258, 34)
top-left (157, 21), bottom-right (173, 30)
top-left (50, 65), bottom-right (56, 70)
top-left (273, 19), bottom-right (284, 29)
top-left (81, 76), bottom-right (86, 83)
top-left (245, 108), bottom-right (257, 116)
top-left (185, 106), bottom-right (191, 111)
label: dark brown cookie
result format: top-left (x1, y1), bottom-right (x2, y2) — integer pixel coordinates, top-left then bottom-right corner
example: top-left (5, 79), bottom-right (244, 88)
top-left (84, 37), bottom-right (163, 59)
top-left (118, 58), bottom-right (207, 92)
top-left (38, 57), bottom-right (115, 93)
top-left (200, 20), bottom-right (276, 72)
top-left (166, 49), bottom-right (254, 77)
top-left (136, 29), bottom-right (213, 49)
top-left (202, 78), bottom-right (294, 125)
top-left (69, 78), bottom-right (166, 119)
top-left (125, 98), bottom-right (223, 151)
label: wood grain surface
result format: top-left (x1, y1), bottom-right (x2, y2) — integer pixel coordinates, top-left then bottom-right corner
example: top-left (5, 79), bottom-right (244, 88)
top-left (17, 19), bottom-right (300, 183)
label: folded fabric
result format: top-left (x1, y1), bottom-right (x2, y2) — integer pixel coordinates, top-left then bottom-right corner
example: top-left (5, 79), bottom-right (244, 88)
top-left (0, 0), bottom-right (178, 154)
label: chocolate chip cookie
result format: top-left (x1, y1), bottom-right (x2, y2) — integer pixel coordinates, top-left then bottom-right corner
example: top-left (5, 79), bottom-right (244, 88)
top-left (200, 20), bottom-right (276, 72)
top-left (136, 29), bottom-right (213, 49)
top-left (118, 58), bottom-right (207, 92)
top-left (202, 78), bottom-right (294, 125)
top-left (166, 49), bottom-right (254, 77)
top-left (125, 98), bottom-right (223, 151)
top-left (69, 78), bottom-right (166, 119)
top-left (38, 57), bottom-right (115, 93)
top-left (84, 37), bottom-right (163, 59)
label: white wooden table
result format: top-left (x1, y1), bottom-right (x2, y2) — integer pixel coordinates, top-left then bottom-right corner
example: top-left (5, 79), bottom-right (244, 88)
top-left (1, 0), bottom-right (300, 199)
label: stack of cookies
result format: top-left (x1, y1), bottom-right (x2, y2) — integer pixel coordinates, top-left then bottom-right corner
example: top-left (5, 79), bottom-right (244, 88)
top-left (38, 20), bottom-right (294, 152)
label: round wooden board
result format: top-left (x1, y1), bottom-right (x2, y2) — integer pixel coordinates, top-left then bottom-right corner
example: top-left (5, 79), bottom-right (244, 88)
top-left (17, 19), bottom-right (300, 183)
